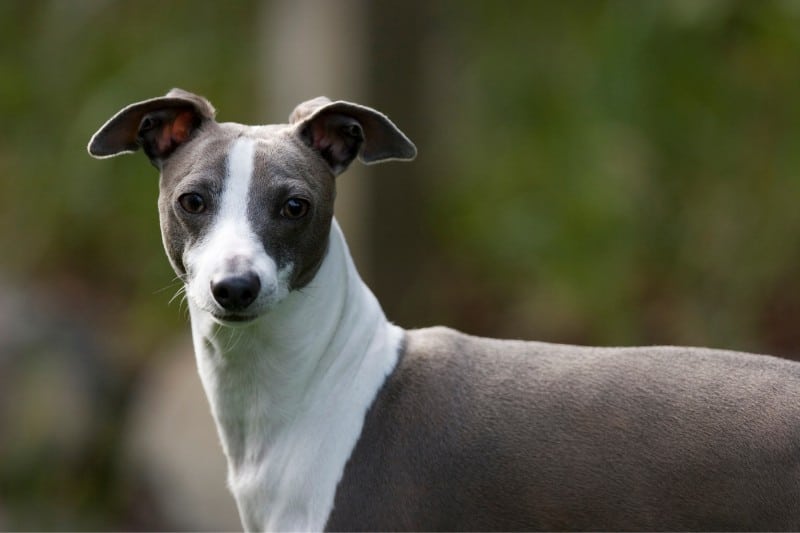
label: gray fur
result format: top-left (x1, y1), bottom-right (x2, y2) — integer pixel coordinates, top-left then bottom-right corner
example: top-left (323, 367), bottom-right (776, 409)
top-left (329, 327), bottom-right (800, 531)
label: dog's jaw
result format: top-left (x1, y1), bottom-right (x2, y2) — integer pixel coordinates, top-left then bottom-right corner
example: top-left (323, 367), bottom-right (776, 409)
top-left (188, 220), bottom-right (404, 532)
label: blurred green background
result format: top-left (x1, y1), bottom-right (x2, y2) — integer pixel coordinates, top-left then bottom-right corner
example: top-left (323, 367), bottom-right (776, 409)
top-left (2, 0), bottom-right (800, 529)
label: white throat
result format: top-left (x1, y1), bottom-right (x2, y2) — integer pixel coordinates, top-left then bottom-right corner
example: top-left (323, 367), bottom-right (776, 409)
top-left (188, 220), bottom-right (404, 532)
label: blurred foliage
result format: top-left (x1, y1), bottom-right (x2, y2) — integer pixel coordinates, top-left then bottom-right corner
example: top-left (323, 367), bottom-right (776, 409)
top-left (2, 0), bottom-right (800, 529)
top-left (0, 0), bottom-right (261, 362)
top-left (434, 0), bottom-right (800, 351)
top-left (0, 1), bottom-right (262, 529)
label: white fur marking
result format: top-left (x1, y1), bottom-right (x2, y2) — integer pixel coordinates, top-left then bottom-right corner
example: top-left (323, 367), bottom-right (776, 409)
top-left (221, 137), bottom-right (256, 223)
top-left (189, 220), bottom-right (402, 531)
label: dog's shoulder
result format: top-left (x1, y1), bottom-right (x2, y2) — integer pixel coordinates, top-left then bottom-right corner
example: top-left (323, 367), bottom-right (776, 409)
top-left (393, 326), bottom-right (800, 426)
top-left (400, 325), bottom-right (582, 373)
top-left (402, 325), bottom-right (800, 383)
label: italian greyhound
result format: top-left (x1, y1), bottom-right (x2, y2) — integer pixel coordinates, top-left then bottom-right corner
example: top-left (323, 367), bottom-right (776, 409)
top-left (89, 89), bottom-right (800, 531)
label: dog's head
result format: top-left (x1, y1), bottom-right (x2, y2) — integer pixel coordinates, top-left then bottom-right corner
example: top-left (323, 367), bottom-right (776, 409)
top-left (88, 89), bottom-right (415, 324)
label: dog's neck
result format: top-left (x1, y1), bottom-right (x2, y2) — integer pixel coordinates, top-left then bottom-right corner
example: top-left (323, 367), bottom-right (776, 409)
top-left (188, 219), bottom-right (403, 531)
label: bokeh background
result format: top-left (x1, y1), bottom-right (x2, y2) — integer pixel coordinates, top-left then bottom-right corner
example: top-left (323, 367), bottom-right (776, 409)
top-left (3, 0), bottom-right (800, 529)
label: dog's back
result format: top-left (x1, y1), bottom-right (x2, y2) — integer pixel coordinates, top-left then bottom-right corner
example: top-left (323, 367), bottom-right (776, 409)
top-left (328, 326), bottom-right (800, 531)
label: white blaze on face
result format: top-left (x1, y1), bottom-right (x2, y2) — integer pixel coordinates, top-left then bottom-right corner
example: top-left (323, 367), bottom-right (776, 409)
top-left (222, 137), bottom-right (256, 223)
top-left (184, 137), bottom-right (291, 316)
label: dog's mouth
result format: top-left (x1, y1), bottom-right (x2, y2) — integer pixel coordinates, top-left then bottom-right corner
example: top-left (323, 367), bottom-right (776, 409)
top-left (211, 311), bottom-right (260, 326)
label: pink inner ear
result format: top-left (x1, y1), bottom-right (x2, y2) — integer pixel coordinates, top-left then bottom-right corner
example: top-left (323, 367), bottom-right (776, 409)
top-left (171, 111), bottom-right (194, 143)
top-left (156, 128), bottom-right (172, 155)
top-left (311, 121), bottom-right (333, 151)
top-left (156, 110), bottom-right (195, 155)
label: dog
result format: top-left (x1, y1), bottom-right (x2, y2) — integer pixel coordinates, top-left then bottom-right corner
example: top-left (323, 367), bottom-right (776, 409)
top-left (89, 89), bottom-right (800, 531)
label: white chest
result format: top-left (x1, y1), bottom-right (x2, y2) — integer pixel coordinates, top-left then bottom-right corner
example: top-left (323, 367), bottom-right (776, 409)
top-left (188, 222), bottom-right (403, 531)
top-left (214, 323), bottom-right (402, 532)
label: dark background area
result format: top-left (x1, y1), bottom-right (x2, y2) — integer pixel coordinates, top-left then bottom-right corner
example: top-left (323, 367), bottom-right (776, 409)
top-left (2, 0), bottom-right (800, 529)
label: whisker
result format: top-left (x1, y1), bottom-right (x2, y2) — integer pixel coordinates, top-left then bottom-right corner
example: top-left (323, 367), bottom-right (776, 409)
top-left (225, 328), bottom-right (246, 352)
top-left (169, 285), bottom-right (187, 306)
top-left (155, 275), bottom-right (185, 297)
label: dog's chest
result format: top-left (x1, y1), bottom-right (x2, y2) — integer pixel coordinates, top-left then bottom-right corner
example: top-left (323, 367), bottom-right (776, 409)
top-left (190, 304), bottom-right (404, 532)
top-left (225, 388), bottom-right (348, 532)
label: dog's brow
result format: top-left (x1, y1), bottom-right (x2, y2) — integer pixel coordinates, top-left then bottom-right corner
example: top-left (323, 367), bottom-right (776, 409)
top-left (222, 137), bottom-right (256, 219)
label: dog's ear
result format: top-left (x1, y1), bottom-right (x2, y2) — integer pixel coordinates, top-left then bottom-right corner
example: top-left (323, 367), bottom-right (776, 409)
top-left (291, 97), bottom-right (417, 176)
top-left (88, 88), bottom-right (216, 164)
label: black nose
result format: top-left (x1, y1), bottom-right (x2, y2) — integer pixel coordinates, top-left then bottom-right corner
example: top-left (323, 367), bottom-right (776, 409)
top-left (211, 273), bottom-right (261, 311)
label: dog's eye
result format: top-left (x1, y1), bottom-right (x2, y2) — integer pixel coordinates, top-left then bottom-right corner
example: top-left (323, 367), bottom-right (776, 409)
top-left (178, 193), bottom-right (206, 214)
top-left (281, 198), bottom-right (310, 219)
